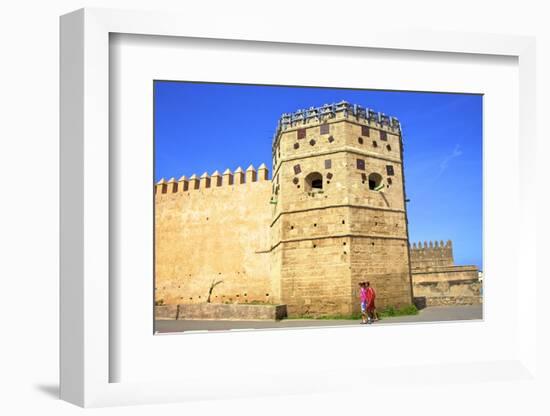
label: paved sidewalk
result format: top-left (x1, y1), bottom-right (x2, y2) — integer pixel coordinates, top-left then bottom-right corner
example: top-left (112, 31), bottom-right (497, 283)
top-left (155, 304), bottom-right (482, 333)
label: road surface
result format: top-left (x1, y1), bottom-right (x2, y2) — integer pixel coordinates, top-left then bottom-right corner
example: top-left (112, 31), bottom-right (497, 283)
top-left (155, 304), bottom-right (482, 334)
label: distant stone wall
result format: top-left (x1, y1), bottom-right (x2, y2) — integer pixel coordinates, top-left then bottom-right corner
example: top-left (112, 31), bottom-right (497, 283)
top-left (422, 295), bottom-right (482, 307)
top-left (410, 240), bottom-right (454, 270)
top-left (409, 239), bottom-right (481, 307)
top-left (412, 266), bottom-right (481, 306)
top-left (412, 266), bottom-right (479, 283)
top-left (156, 303), bottom-right (288, 321)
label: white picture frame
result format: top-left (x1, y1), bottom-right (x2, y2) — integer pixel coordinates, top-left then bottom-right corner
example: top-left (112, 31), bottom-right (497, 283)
top-left (60, 7), bottom-right (540, 408)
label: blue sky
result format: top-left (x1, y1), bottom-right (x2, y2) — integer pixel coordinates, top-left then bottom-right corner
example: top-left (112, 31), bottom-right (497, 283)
top-left (154, 81), bottom-right (483, 269)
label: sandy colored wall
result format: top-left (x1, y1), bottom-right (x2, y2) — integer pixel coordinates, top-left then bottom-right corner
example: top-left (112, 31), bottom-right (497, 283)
top-left (413, 280), bottom-right (482, 306)
top-left (155, 304), bottom-right (287, 321)
top-left (350, 237), bottom-right (412, 311)
top-left (155, 171), bottom-right (274, 306)
top-left (271, 118), bottom-right (404, 218)
top-left (272, 205), bottom-right (352, 316)
top-left (412, 266), bottom-right (479, 283)
top-left (279, 236), bottom-right (352, 316)
top-left (410, 240), bottom-right (454, 270)
top-left (412, 267), bottom-right (481, 306)
top-left (271, 111), bottom-right (412, 316)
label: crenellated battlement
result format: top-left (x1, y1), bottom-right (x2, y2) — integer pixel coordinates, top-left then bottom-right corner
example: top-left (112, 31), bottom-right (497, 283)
top-left (272, 100), bottom-right (401, 149)
top-left (155, 163), bottom-right (270, 195)
top-left (409, 240), bottom-right (454, 269)
top-left (410, 240), bottom-right (452, 250)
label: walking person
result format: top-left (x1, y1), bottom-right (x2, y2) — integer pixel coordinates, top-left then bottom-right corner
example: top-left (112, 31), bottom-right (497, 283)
top-left (359, 282), bottom-right (368, 324)
top-left (365, 281), bottom-right (379, 323)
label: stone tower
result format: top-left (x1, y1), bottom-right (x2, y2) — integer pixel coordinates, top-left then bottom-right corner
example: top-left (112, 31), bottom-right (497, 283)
top-left (270, 101), bottom-right (413, 316)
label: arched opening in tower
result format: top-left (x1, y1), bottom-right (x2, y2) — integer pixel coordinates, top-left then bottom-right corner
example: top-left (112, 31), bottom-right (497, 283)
top-left (312, 179), bottom-right (322, 189)
top-left (305, 172), bottom-right (323, 192)
top-left (368, 172), bottom-right (383, 191)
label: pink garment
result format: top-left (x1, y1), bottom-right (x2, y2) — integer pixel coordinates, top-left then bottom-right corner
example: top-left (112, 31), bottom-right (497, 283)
top-left (360, 287), bottom-right (368, 302)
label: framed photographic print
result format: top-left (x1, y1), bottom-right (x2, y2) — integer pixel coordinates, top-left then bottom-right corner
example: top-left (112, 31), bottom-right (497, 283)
top-left (152, 82), bottom-right (483, 333)
top-left (60, 7), bottom-right (539, 408)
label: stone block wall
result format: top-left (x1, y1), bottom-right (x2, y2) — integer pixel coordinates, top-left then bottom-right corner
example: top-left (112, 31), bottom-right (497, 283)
top-left (270, 104), bottom-right (412, 317)
top-left (409, 239), bottom-right (481, 306)
top-left (155, 166), bottom-right (275, 306)
top-left (350, 236), bottom-right (412, 312)
top-left (410, 240), bottom-right (454, 270)
top-left (412, 266), bottom-right (481, 306)
top-left (155, 303), bottom-right (288, 321)
top-left (279, 237), bottom-right (352, 316)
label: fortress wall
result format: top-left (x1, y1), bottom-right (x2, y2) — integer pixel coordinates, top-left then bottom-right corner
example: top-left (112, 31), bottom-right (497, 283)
top-left (276, 117), bottom-right (349, 161)
top-left (412, 266), bottom-right (479, 283)
top-left (412, 279), bottom-right (481, 306)
top-left (350, 237), bottom-right (412, 311)
top-left (279, 236), bottom-right (352, 316)
top-left (154, 103), bottom-right (424, 318)
top-left (349, 207), bottom-right (407, 238)
top-left (273, 206), bottom-right (352, 317)
top-left (411, 268), bottom-right (481, 306)
top-left (274, 206), bottom-right (348, 243)
top-left (271, 106), bottom-right (411, 316)
top-left (272, 132), bottom-right (404, 215)
top-left (155, 169), bottom-right (274, 306)
top-left (273, 206), bottom-right (412, 315)
top-left (409, 240), bottom-right (454, 270)
top-left (269, 245), bottom-right (283, 302)
top-left (273, 152), bottom-right (350, 215)
top-left (346, 152), bottom-right (405, 210)
top-left (409, 240), bottom-right (481, 306)
top-left (341, 118), bottom-right (402, 157)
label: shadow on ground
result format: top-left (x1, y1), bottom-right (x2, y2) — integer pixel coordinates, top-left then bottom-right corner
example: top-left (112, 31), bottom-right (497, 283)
top-left (35, 384), bottom-right (59, 399)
